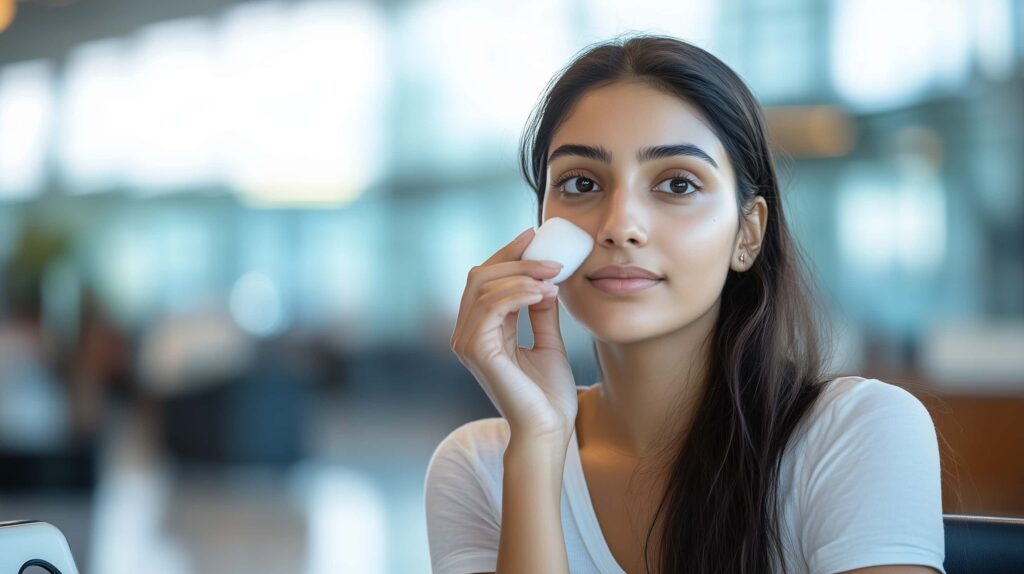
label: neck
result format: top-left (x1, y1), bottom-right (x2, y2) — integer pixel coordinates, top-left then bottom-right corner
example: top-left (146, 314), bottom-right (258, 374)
top-left (586, 298), bottom-right (720, 462)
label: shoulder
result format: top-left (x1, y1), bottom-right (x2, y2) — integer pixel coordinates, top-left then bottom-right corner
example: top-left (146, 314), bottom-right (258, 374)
top-left (424, 418), bottom-right (510, 503)
top-left (427, 417), bottom-right (511, 469)
top-left (804, 376), bottom-right (936, 440)
top-left (424, 418), bottom-right (510, 572)
top-left (787, 375), bottom-right (942, 507)
top-left (815, 376), bottom-right (937, 425)
top-left (792, 377), bottom-right (946, 573)
top-left (792, 375), bottom-right (939, 474)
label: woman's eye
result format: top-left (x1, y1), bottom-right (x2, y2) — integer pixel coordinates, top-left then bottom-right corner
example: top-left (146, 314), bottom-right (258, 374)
top-left (654, 176), bottom-right (701, 196)
top-left (553, 175), bottom-right (600, 195)
top-left (551, 173), bottom-right (702, 197)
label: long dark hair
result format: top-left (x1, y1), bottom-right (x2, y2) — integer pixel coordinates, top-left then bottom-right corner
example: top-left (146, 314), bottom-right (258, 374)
top-left (519, 34), bottom-right (840, 573)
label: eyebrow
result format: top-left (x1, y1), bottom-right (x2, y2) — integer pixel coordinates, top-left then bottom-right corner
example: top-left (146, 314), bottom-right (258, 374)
top-left (547, 143), bottom-right (719, 170)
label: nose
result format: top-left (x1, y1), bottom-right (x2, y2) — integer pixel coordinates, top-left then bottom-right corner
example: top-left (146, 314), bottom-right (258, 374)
top-left (595, 184), bottom-right (648, 248)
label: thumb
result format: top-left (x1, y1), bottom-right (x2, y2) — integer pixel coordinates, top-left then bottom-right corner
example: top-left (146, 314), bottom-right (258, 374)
top-left (527, 292), bottom-right (566, 354)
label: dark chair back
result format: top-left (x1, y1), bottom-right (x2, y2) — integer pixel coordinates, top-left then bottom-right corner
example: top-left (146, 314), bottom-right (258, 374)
top-left (944, 514), bottom-right (1024, 574)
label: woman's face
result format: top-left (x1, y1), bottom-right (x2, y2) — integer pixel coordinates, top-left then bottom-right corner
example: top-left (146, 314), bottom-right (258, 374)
top-left (542, 81), bottom-right (742, 344)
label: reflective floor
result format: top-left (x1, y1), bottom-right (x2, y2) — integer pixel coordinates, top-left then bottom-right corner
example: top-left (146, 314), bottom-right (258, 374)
top-left (0, 387), bottom-right (482, 574)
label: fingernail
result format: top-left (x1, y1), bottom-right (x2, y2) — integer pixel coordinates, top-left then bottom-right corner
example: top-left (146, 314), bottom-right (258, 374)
top-left (540, 260), bottom-right (563, 269)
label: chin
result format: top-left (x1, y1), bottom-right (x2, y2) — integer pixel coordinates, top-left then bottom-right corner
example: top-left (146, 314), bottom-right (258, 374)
top-left (564, 302), bottom-right (675, 341)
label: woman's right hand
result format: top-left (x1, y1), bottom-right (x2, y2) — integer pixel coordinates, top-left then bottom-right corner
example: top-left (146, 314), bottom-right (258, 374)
top-left (450, 227), bottom-right (579, 447)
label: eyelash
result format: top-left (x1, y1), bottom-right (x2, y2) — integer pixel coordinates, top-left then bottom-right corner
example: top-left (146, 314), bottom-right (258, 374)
top-left (550, 170), bottom-right (703, 197)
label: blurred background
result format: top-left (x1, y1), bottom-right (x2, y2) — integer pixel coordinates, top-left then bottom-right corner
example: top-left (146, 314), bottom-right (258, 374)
top-left (0, 0), bottom-right (1022, 572)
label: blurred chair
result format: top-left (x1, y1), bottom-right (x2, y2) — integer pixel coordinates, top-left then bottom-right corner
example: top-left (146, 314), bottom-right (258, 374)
top-left (943, 514), bottom-right (1024, 574)
top-left (0, 520), bottom-right (80, 574)
top-left (161, 349), bottom-right (311, 466)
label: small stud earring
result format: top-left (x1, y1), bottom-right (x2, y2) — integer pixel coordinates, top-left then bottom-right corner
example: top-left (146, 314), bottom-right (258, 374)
top-left (739, 253), bottom-right (746, 263)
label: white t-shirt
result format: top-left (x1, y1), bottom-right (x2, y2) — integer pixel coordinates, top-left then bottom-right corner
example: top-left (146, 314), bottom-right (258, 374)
top-left (423, 376), bottom-right (946, 574)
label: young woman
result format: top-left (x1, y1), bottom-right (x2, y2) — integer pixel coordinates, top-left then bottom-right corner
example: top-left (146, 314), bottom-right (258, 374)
top-left (427, 34), bottom-right (945, 574)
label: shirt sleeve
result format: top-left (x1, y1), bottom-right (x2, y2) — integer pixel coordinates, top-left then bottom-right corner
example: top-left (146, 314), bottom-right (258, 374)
top-left (799, 380), bottom-right (946, 574)
top-left (424, 425), bottom-right (501, 574)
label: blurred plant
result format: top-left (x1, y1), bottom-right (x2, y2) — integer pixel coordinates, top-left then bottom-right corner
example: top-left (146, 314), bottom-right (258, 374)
top-left (1, 220), bottom-right (70, 322)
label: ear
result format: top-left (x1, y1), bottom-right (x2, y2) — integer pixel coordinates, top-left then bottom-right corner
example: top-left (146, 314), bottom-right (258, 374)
top-left (731, 195), bottom-right (768, 272)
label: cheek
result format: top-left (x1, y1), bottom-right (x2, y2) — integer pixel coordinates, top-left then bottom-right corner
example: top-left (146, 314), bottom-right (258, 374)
top-left (660, 212), bottom-right (736, 281)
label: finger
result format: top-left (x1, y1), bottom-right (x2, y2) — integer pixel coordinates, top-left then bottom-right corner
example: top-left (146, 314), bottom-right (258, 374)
top-left (475, 260), bottom-right (562, 296)
top-left (456, 229), bottom-right (536, 343)
top-left (454, 277), bottom-right (545, 356)
top-left (496, 282), bottom-right (558, 356)
top-left (458, 271), bottom-right (546, 339)
top-left (463, 287), bottom-right (547, 363)
top-left (477, 273), bottom-right (550, 298)
top-left (482, 227), bottom-right (535, 267)
top-left (474, 276), bottom-right (544, 353)
top-left (455, 231), bottom-right (538, 334)
top-left (455, 259), bottom-right (561, 335)
top-left (509, 288), bottom-right (561, 356)
top-left (527, 282), bottom-right (565, 354)
top-left (465, 278), bottom-right (550, 347)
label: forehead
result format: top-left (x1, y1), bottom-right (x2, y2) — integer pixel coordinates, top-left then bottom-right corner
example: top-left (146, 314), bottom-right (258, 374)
top-left (548, 81), bottom-right (727, 166)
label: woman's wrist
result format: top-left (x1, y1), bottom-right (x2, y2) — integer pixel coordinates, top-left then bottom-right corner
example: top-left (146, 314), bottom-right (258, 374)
top-left (505, 436), bottom-right (570, 480)
top-left (506, 433), bottom-right (570, 460)
top-left (498, 434), bottom-right (572, 573)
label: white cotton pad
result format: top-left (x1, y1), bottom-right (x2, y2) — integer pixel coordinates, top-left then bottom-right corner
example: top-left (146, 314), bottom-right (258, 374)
top-left (520, 217), bottom-right (595, 284)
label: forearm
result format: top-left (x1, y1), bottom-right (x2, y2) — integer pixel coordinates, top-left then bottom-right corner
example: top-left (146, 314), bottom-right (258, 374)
top-left (496, 438), bottom-right (571, 574)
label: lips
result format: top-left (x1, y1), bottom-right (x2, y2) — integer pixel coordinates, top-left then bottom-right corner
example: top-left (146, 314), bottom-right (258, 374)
top-left (587, 265), bottom-right (663, 280)
top-left (588, 277), bottom-right (662, 295)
